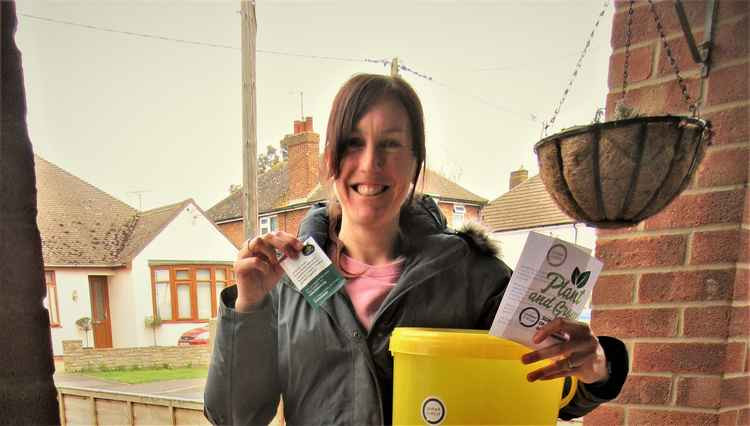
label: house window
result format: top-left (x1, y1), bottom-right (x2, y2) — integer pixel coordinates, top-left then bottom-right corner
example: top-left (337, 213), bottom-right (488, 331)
top-left (43, 271), bottom-right (60, 327)
top-left (453, 204), bottom-right (466, 229)
top-left (150, 264), bottom-right (236, 322)
top-left (154, 269), bottom-right (172, 320)
top-left (259, 215), bottom-right (279, 234)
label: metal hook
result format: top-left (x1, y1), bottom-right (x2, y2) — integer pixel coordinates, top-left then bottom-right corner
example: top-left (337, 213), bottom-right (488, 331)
top-left (674, 0), bottom-right (717, 77)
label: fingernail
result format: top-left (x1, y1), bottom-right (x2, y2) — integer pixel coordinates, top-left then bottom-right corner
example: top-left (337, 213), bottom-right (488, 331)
top-left (527, 374), bottom-right (536, 382)
top-left (521, 354), bottom-right (533, 364)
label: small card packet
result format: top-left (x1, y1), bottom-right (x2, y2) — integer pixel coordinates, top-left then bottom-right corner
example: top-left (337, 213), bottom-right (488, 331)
top-left (489, 231), bottom-right (603, 349)
top-left (277, 237), bottom-right (346, 308)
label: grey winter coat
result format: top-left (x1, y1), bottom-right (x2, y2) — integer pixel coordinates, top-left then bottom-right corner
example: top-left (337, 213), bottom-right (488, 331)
top-left (204, 196), bottom-right (628, 425)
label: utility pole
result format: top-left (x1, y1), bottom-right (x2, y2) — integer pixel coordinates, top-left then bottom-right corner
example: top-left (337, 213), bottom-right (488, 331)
top-left (390, 57), bottom-right (400, 77)
top-left (241, 0), bottom-right (258, 240)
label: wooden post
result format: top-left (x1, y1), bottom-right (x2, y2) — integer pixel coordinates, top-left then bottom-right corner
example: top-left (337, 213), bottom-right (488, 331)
top-left (390, 57), bottom-right (400, 77)
top-left (241, 0), bottom-right (258, 240)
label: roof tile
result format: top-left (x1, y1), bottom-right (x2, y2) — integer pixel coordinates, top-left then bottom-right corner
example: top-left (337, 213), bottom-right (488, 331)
top-left (483, 175), bottom-right (575, 232)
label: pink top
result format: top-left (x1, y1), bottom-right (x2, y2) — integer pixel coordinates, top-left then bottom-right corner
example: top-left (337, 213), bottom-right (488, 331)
top-left (340, 254), bottom-right (404, 331)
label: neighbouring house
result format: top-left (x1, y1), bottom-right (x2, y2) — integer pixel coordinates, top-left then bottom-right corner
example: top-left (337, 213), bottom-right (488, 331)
top-left (208, 117), bottom-right (487, 246)
top-left (483, 167), bottom-right (597, 268)
top-left (35, 155), bottom-right (237, 356)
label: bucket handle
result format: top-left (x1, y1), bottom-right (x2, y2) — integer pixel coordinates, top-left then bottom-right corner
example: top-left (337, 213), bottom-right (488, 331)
top-left (559, 377), bottom-right (578, 408)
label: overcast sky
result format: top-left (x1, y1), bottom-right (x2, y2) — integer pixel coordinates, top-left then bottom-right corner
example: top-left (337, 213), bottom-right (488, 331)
top-left (15, 0), bottom-right (613, 211)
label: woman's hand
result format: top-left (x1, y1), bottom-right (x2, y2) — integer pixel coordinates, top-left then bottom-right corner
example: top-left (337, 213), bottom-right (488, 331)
top-left (234, 231), bottom-right (303, 312)
top-left (521, 318), bottom-right (609, 385)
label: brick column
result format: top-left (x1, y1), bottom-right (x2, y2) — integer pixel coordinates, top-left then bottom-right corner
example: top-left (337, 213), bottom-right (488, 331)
top-left (586, 1), bottom-right (749, 425)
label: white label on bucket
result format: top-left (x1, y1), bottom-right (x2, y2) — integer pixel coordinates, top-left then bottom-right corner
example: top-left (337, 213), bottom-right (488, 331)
top-left (421, 396), bottom-right (446, 425)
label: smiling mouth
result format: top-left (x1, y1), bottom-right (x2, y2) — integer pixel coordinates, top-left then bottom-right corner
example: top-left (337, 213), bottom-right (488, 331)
top-left (352, 184), bottom-right (389, 196)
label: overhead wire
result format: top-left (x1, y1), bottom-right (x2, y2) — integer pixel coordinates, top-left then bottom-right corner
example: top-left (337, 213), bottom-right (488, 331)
top-left (19, 12), bottom-right (542, 125)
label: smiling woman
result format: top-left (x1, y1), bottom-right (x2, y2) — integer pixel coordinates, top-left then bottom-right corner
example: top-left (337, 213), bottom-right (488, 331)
top-left (204, 74), bottom-right (628, 425)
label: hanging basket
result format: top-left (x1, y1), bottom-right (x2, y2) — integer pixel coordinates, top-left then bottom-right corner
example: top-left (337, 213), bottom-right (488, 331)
top-left (534, 115), bottom-right (710, 228)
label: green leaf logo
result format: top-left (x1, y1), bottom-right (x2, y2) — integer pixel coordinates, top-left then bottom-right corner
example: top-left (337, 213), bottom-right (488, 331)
top-left (576, 271), bottom-right (591, 288)
top-left (571, 267), bottom-right (580, 285)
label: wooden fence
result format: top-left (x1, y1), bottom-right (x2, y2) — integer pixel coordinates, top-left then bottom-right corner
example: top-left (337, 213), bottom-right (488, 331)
top-left (57, 386), bottom-right (209, 426)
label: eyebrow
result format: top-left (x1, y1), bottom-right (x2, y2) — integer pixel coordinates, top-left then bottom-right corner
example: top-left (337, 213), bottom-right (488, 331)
top-left (350, 127), bottom-right (408, 135)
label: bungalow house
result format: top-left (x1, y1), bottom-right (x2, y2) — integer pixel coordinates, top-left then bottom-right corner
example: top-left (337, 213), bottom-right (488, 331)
top-left (208, 117), bottom-right (488, 246)
top-left (483, 167), bottom-right (597, 269)
top-left (35, 155), bottom-right (237, 355)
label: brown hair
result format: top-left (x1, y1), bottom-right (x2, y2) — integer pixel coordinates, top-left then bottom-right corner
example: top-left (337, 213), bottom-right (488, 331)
top-left (323, 74), bottom-right (426, 275)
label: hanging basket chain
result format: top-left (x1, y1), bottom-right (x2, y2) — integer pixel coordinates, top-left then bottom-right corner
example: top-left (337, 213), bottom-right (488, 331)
top-left (543, 1), bottom-right (610, 136)
top-left (647, 0), bottom-right (697, 116)
top-left (621, 1), bottom-right (635, 99)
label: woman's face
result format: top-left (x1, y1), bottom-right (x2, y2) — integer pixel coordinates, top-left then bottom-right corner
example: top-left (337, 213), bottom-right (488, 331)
top-left (333, 97), bottom-right (417, 232)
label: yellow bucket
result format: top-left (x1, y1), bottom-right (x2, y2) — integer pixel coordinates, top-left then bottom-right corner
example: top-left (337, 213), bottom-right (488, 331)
top-left (390, 328), bottom-right (577, 425)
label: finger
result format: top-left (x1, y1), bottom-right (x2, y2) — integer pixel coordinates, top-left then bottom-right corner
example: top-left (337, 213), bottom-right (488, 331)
top-left (532, 318), bottom-right (568, 344)
top-left (238, 237), bottom-right (259, 259)
top-left (527, 357), bottom-right (572, 382)
top-left (262, 231), bottom-right (304, 258)
top-left (244, 237), bottom-right (279, 266)
top-left (235, 256), bottom-right (272, 276)
top-left (537, 352), bottom-right (596, 382)
top-left (522, 340), bottom-right (576, 364)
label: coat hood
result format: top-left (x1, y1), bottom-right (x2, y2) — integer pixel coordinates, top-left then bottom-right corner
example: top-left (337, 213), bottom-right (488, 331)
top-left (298, 194), bottom-right (499, 258)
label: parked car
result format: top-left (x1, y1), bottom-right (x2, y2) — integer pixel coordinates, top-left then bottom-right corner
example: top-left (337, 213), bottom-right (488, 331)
top-left (178, 326), bottom-right (209, 346)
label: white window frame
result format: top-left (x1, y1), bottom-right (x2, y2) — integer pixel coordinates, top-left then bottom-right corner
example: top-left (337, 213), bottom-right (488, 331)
top-left (259, 215), bottom-right (279, 234)
top-left (452, 204), bottom-right (466, 228)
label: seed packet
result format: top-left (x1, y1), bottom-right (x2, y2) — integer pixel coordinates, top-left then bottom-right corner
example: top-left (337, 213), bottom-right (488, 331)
top-left (489, 231), bottom-right (603, 349)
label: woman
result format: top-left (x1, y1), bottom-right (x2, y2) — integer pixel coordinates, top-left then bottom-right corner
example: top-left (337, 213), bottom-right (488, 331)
top-left (204, 74), bottom-right (628, 425)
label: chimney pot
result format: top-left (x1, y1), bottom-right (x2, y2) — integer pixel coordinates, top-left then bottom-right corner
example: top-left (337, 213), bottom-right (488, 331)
top-left (294, 120), bottom-right (303, 135)
top-left (509, 167), bottom-right (529, 191)
top-left (304, 116), bottom-right (313, 132)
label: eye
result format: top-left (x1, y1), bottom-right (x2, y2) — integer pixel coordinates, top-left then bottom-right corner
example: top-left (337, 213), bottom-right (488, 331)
top-left (382, 139), bottom-right (403, 150)
top-left (344, 137), bottom-right (364, 151)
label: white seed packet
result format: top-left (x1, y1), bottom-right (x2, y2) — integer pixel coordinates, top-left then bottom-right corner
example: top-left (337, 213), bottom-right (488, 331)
top-left (277, 237), bottom-right (346, 308)
top-left (489, 231), bottom-right (603, 349)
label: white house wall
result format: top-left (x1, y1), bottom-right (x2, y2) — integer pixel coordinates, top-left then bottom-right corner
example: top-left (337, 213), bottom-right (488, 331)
top-left (490, 223), bottom-right (597, 270)
top-left (128, 202), bottom-right (238, 348)
top-left (108, 268), bottom-right (135, 349)
top-left (48, 268), bottom-right (116, 355)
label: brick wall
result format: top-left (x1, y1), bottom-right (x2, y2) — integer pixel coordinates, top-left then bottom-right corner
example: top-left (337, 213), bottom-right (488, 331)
top-left (62, 340), bottom-right (209, 372)
top-left (218, 208), bottom-right (313, 245)
top-left (283, 209), bottom-right (308, 236)
top-left (587, 2), bottom-right (749, 425)
top-left (437, 201), bottom-right (482, 228)
top-left (218, 220), bottom-right (244, 248)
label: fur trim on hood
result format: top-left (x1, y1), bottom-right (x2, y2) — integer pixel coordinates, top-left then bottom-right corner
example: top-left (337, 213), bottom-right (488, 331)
top-left (456, 221), bottom-right (501, 258)
top-left (403, 194), bottom-right (500, 258)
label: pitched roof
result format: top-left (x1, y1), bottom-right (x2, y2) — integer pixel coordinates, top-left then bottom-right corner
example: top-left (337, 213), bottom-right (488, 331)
top-left (207, 163), bottom-right (301, 223)
top-left (419, 169), bottom-right (487, 204)
top-left (207, 164), bottom-right (487, 222)
top-left (483, 175), bottom-right (575, 232)
top-left (36, 155), bottom-right (139, 265)
top-left (35, 155), bottom-right (199, 266)
top-left (117, 200), bottom-right (191, 262)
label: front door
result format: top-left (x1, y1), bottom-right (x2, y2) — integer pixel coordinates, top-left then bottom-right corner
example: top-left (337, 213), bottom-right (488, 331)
top-left (89, 276), bottom-right (113, 348)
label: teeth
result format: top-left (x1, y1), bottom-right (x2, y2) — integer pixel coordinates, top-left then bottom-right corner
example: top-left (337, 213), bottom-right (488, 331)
top-left (355, 184), bottom-right (386, 196)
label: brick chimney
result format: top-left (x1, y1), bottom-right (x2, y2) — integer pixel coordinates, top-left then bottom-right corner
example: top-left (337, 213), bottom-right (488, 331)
top-left (281, 116), bottom-right (319, 202)
top-left (509, 167), bottom-right (528, 190)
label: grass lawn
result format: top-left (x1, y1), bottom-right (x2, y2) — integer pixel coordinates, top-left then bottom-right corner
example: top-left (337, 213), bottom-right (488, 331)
top-left (82, 367), bottom-right (208, 384)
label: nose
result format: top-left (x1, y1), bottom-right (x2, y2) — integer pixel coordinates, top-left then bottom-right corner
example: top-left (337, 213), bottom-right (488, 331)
top-left (360, 141), bottom-right (384, 171)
